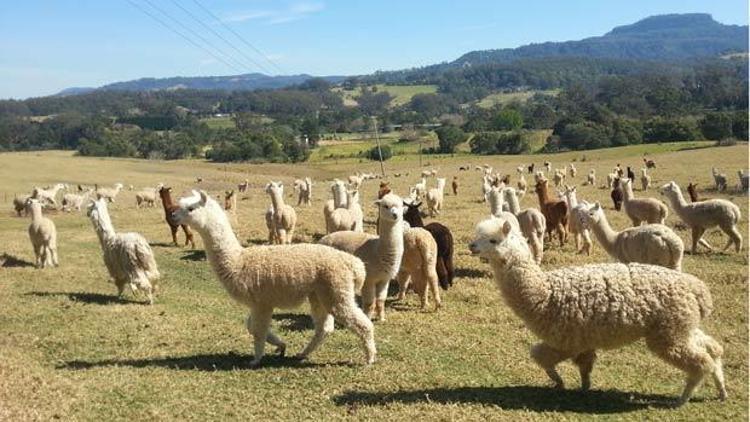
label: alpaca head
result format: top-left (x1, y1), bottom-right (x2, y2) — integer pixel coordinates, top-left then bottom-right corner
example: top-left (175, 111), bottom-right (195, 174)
top-left (620, 178), bottom-right (632, 189)
top-left (159, 186), bottom-right (172, 199)
top-left (659, 181), bottom-right (680, 197)
top-left (174, 190), bottom-right (223, 230)
top-left (402, 199), bottom-right (424, 226)
top-left (578, 202), bottom-right (603, 228)
top-left (25, 197), bottom-right (43, 214)
top-left (265, 181), bottom-right (284, 196)
top-left (469, 218), bottom-right (530, 263)
top-left (86, 198), bottom-right (114, 230)
top-left (375, 193), bottom-right (404, 225)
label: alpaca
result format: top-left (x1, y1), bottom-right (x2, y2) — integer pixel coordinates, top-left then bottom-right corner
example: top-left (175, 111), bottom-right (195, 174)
top-left (319, 194), bottom-right (405, 321)
top-left (224, 190), bottom-right (237, 214)
top-left (26, 199), bottom-right (58, 268)
top-left (534, 179), bottom-right (568, 247)
top-left (517, 173), bottom-right (527, 192)
top-left (87, 198), bottom-right (160, 304)
top-left (660, 181), bottom-right (742, 254)
top-left (159, 187), bottom-right (195, 248)
top-left (516, 165), bottom-right (525, 175)
top-left (544, 161), bottom-right (551, 173)
top-left (378, 182), bottom-right (391, 199)
top-left (403, 201), bottom-right (454, 290)
top-left (294, 177), bottom-right (312, 206)
top-left (13, 194), bottom-right (30, 217)
top-left (265, 181), bottom-right (297, 244)
top-left (687, 183), bottom-right (700, 202)
top-left (579, 202), bottom-right (683, 271)
top-left (95, 183), bottom-right (124, 203)
top-left (396, 224), bottom-right (441, 311)
top-left (568, 163), bottom-right (577, 179)
top-left (348, 173), bottom-right (365, 190)
top-left (426, 177), bottom-right (446, 216)
top-left (614, 164), bottom-right (624, 178)
top-left (451, 176), bottom-right (459, 196)
top-left (643, 157), bottom-right (656, 169)
top-left (469, 219), bottom-right (726, 405)
top-left (504, 187), bottom-right (546, 264)
top-left (711, 168), bottom-right (728, 192)
top-left (621, 178), bottom-right (668, 226)
top-left (610, 178), bottom-right (623, 211)
top-left (738, 170), bottom-right (749, 191)
top-left (552, 169), bottom-right (565, 187)
top-left (586, 169), bottom-right (596, 187)
top-left (562, 185), bottom-right (593, 255)
top-left (640, 168), bottom-right (651, 191)
top-left (238, 179), bottom-right (249, 193)
top-left (32, 183), bottom-right (66, 207)
top-left (626, 166), bottom-right (636, 183)
top-left (486, 187), bottom-right (521, 233)
top-left (605, 172), bottom-right (617, 189)
top-left (528, 163), bottom-right (535, 174)
top-left (323, 179), bottom-right (349, 233)
top-left (174, 190), bottom-right (376, 366)
top-left (414, 178), bottom-right (427, 200)
top-left (62, 188), bottom-right (93, 212)
top-left (328, 190), bottom-right (362, 233)
top-left (481, 175), bottom-right (492, 202)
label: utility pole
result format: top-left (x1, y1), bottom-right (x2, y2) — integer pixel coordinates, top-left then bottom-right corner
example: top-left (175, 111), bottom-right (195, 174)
top-left (372, 116), bottom-right (385, 177)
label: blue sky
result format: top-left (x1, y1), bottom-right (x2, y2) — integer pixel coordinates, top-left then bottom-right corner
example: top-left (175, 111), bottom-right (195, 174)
top-left (0, 0), bottom-right (747, 99)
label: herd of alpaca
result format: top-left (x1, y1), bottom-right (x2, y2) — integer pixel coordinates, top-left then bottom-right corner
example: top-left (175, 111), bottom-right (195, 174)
top-left (9, 156), bottom-right (745, 406)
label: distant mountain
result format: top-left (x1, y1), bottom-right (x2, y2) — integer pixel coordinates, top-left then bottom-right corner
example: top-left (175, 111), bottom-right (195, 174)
top-left (57, 73), bottom-right (346, 96)
top-left (453, 14), bottom-right (748, 66)
top-left (54, 87), bottom-right (97, 96)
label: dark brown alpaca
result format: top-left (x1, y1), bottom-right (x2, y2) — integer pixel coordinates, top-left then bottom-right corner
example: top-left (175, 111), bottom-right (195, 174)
top-left (534, 179), bottom-right (568, 247)
top-left (610, 177), bottom-right (623, 211)
top-left (451, 176), bottom-right (459, 195)
top-left (403, 201), bottom-right (454, 290)
top-left (687, 182), bottom-right (701, 202)
top-left (159, 187), bottom-right (195, 248)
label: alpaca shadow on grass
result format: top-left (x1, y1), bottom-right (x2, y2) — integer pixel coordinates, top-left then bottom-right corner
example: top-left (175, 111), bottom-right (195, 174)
top-left (61, 351), bottom-right (355, 372)
top-left (180, 250), bottom-right (206, 261)
top-left (273, 313), bottom-right (313, 331)
top-left (25, 291), bottom-right (142, 305)
top-left (333, 386), bottom-right (682, 414)
top-left (246, 238), bottom-right (269, 246)
top-left (454, 267), bottom-right (490, 279)
top-left (0, 253), bottom-right (35, 268)
top-left (148, 242), bottom-right (174, 248)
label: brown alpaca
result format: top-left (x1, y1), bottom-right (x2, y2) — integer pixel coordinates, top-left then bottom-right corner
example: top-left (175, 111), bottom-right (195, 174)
top-left (534, 180), bottom-right (568, 247)
top-left (159, 187), bottom-right (195, 248)
top-left (686, 182), bottom-right (701, 203)
top-left (377, 182), bottom-right (391, 199)
top-left (451, 176), bottom-right (459, 195)
top-left (224, 190), bottom-right (237, 212)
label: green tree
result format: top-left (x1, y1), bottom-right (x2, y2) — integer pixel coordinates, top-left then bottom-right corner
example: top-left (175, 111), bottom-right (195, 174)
top-left (700, 112), bottom-right (733, 140)
top-left (492, 108), bottom-right (524, 131)
top-left (434, 125), bottom-right (468, 153)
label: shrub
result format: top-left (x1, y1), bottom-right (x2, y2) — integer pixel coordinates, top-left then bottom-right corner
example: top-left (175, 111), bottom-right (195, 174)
top-left (643, 117), bottom-right (700, 143)
top-left (700, 112), bottom-right (733, 140)
top-left (434, 125), bottom-right (468, 153)
top-left (366, 144), bottom-right (392, 161)
top-left (470, 131), bottom-right (531, 155)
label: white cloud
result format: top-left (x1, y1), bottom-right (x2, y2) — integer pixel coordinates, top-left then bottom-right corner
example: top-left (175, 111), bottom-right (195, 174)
top-left (223, 2), bottom-right (325, 25)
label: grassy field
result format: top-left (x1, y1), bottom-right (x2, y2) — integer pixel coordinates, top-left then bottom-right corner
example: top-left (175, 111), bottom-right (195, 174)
top-left (0, 143), bottom-right (747, 420)
top-left (477, 90), bottom-right (559, 109)
top-left (334, 84), bottom-right (439, 107)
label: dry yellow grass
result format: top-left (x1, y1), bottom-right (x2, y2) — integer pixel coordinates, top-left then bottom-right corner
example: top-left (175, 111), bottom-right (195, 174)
top-left (0, 144), bottom-right (747, 420)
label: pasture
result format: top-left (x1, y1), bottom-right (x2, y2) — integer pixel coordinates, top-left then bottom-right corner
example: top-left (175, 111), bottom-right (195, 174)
top-left (0, 144), bottom-right (747, 420)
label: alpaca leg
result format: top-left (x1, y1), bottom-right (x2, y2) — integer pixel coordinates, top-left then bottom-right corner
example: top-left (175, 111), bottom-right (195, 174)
top-left (572, 350), bottom-right (597, 391)
top-left (296, 295), bottom-right (333, 360)
top-left (181, 225), bottom-right (194, 248)
top-left (395, 270), bottom-right (410, 301)
top-left (374, 279), bottom-right (390, 321)
top-left (115, 280), bottom-right (127, 299)
top-left (435, 257), bottom-right (449, 290)
top-left (444, 254), bottom-right (454, 287)
top-left (425, 265), bottom-right (441, 311)
top-left (646, 332), bottom-right (717, 405)
top-left (530, 343), bottom-right (568, 389)
top-left (331, 298), bottom-right (376, 365)
top-left (692, 329), bottom-right (728, 400)
top-left (582, 229), bottom-right (592, 256)
top-left (721, 225), bottom-right (742, 253)
top-left (49, 245), bottom-right (59, 267)
top-left (246, 308), bottom-right (273, 367)
top-left (39, 246), bottom-right (49, 269)
top-left (574, 232), bottom-right (581, 253)
top-left (556, 224), bottom-right (565, 247)
top-left (170, 225), bottom-right (179, 246)
top-left (33, 244), bottom-right (42, 268)
top-left (692, 227), bottom-right (708, 254)
top-left (276, 228), bottom-right (287, 245)
top-left (361, 281), bottom-right (377, 319)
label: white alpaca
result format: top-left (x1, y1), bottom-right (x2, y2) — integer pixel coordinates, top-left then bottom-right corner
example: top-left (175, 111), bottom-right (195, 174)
top-left (62, 188), bottom-right (93, 212)
top-left (562, 185), bottom-right (593, 255)
top-left (96, 183), bottom-right (124, 203)
top-left (568, 163), bottom-right (577, 178)
top-left (13, 194), bottom-right (31, 217)
top-left (174, 190), bottom-right (376, 367)
top-left (660, 181), bottom-right (742, 254)
top-left (135, 183), bottom-right (164, 208)
top-left (552, 169), bottom-right (565, 187)
top-left (396, 223), bottom-right (441, 311)
top-left (481, 175), bottom-right (492, 202)
top-left (621, 178), bottom-right (668, 226)
top-left (586, 169), bottom-right (596, 187)
top-left (319, 193), bottom-right (405, 321)
top-left (640, 168), bottom-right (651, 191)
top-left (711, 168), bottom-right (728, 192)
top-left (265, 182), bottom-right (297, 244)
top-left (328, 190), bottom-right (363, 233)
top-left (579, 202), bottom-right (683, 271)
top-left (32, 183), bottom-right (66, 207)
top-left (294, 178), bottom-right (313, 206)
top-left (87, 198), bottom-right (160, 304)
top-left (26, 199), bottom-right (58, 268)
top-left (469, 219), bottom-right (726, 405)
top-left (517, 173), bottom-right (527, 193)
top-left (544, 161), bottom-right (552, 173)
top-left (348, 173), bottom-right (365, 190)
top-left (485, 186), bottom-right (521, 233)
top-left (413, 178), bottom-right (427, 200)
top-left (503, 186), bottom-right (546, 264)
top-left (426, 177), bottom-right (446, 216)
top-left (323, 179), bottom-right (349, 233)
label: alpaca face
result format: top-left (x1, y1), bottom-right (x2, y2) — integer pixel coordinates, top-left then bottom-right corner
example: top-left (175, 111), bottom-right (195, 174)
top-left (86, 198), bottom-right (110, 221)
top-left (579, 203), bottom-right (602, 228)
top-left (469, 218), bottom-right (527, 260)
top-left (174, 190), bottom-right (214, 228)
top-left (659, 181), bottom-right (679, 197)
top-left (376, 193), bottom-right (404, 223)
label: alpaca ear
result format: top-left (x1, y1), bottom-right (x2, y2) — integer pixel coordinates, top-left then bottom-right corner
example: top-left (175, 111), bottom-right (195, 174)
top-left (593, 202), bottom-right (601, 211)
top-left (198, 190), bottom-right (209, 205)
top-left (502, 220), bottom-right (513, 236)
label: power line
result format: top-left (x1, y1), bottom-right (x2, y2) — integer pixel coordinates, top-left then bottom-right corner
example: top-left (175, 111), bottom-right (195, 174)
top-left (140, 0), bottom-right (253, 73)
top-left (124, 0), bottom-right (244, 74)
top-left (189, 0), bottom-right (285, 74)
top-left (168, 0), bottom-right (271, 74)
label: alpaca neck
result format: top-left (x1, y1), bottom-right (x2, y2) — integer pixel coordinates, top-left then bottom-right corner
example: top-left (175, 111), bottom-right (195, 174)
top-left (195, 211), bottom-right (243, 276)
top-left (506, 191), bottom-right (521, 215)
top-left (160, 192), bottom-right (172, 208)
top-left (489, 252), bottom-right (549, 319)
top-left (92, 211), bottom-right (116, 244)
top-left (269, 190), bottom-right (285, 211)
top-left (489, 191), bottom-right (504, 216)
top-left (30, 205), bottom-right (43, 222)
top-left (566, 191), bottom-right (578, 208)
top-left (589, 214), bottom-right (619, 255)
top-left (622, 183), bottom-right (634, 201)
top-left (666, 189), bottom-right (689, 216)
